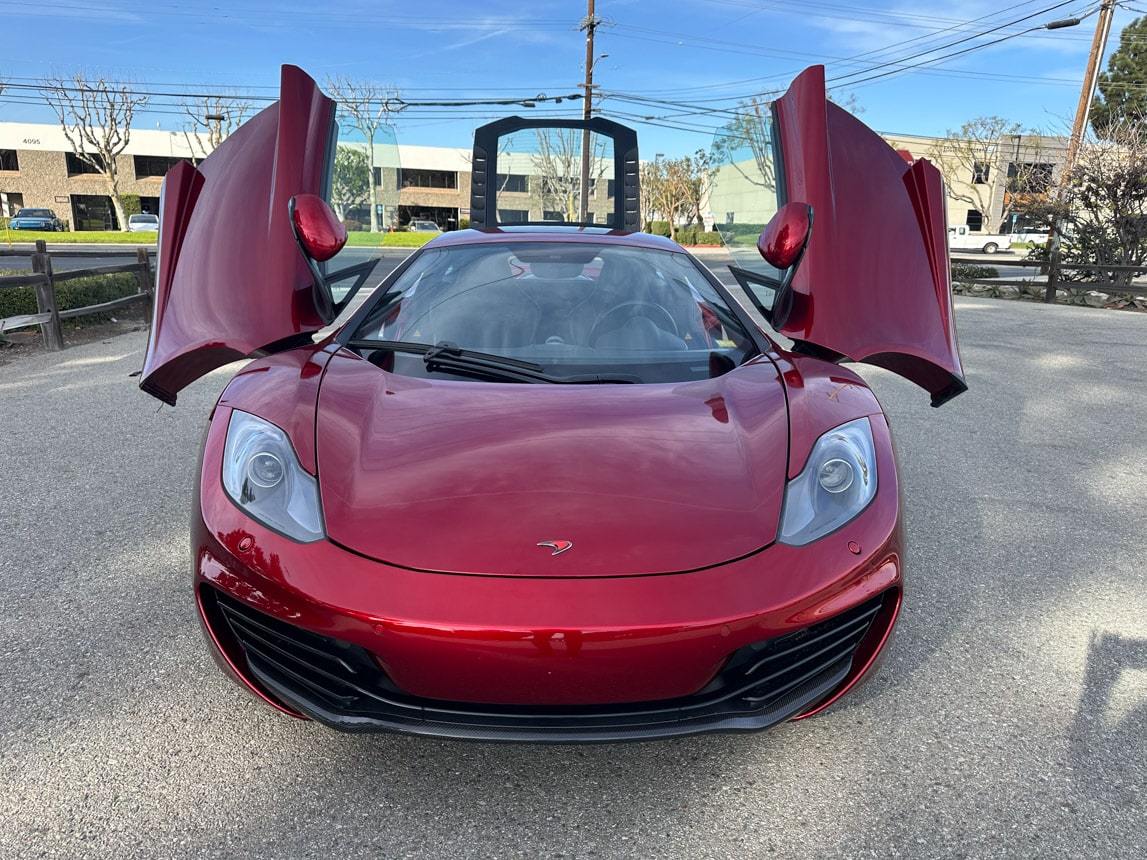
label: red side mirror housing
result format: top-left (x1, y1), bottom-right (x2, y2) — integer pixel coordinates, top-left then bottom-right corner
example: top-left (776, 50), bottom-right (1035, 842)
top-left (290, 193), bottom-right (347, 262)
top-left (758, 201), bottom-right (813, 270)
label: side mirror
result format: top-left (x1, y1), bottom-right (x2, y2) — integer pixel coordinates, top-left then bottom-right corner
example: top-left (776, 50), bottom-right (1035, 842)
top-left (290, 193), bottom-right (347, 262)
top-left (728, 202), bottom-right (813, 330)
top-left (289, 194), bottom-right (348, 324)
top-left (758, 201), bottom-right (812, 271)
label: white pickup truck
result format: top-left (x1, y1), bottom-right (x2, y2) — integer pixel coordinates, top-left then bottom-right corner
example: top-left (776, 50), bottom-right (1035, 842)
top-left (948, 224), bottom-right (1012, 254)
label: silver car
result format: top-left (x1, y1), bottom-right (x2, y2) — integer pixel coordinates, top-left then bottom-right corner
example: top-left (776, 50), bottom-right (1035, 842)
top-left (128, 213), bottom-right (160, 233)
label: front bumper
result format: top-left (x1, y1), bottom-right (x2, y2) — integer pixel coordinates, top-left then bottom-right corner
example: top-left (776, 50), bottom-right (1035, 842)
top-left (198, 579), bottom-right (896, 741)
top-left (194, 423), bottom-right (903, 742)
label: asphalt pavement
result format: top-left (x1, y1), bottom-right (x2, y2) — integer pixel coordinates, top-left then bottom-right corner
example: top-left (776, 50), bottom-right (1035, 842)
top-left (1, 287), bottom-right (1144, 858)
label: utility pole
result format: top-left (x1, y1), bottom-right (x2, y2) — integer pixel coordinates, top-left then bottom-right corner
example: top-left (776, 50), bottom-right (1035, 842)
top-left (578, 0), bottom-right (600, 223)
top-left (1045, 0), bottom-right (1116, 302)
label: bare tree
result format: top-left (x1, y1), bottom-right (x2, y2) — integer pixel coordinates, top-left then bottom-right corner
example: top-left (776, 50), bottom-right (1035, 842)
top-left (180, 96), bottom-right (251, 164)
top-left (529, 129), bottom-right (609, 222)
top-left (1025, 118), bottom-right (1147, 287)
top-left (324, 76), bottom-right (398, 233)
top-left (710, 90), bottom-right (861, 194)
top-left (41, 73), bottom-right (148, 232)
top-left (935, 117), bottom-right (1055, 233)
top-left (711, 96), bottom-right (777, 193)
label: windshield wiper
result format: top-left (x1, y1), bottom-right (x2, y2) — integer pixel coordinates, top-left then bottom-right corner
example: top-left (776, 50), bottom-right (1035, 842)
top-left (423, 341), bottom-right (551, 383)
top-left (347, 339), bottom-right (636, 384)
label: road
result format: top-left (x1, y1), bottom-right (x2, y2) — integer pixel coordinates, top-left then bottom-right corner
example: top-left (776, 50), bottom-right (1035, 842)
top-left (0, 245), bottom-right (1091, 291)
top-left (1, 278), bottom-right (1145, 858)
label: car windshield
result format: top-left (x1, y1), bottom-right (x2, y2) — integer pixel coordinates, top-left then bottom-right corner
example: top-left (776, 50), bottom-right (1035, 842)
top-left (130, 215), bottom-right (157, 223)
top-left (17, 209), bottom-right (51, 217)
top-left (348, 240), bottom-right (757, 384)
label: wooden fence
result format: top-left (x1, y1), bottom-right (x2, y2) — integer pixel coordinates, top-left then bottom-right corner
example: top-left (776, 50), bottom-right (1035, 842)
top-left (950, 255), bottom-right (1147, 301)
top-left (0, 240), bottom-right (154, 350)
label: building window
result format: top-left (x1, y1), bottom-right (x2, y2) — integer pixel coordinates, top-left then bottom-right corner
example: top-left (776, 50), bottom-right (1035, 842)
top-left (542, 210), bottom-right (567, 222)
top-left (133, 155), bottom-right (182, 179)
top-left (497, 208), bottom-right (529, 223)
top-left (972, 162), bottom-right (990, 184)
top-left (1008, 162), bottom-right (1053, 194)
top-left (496, 173), bottom-right (529, 193)
top-left (0, 149), bottom-right (18, 171)
top-left (65, 152), bottom-right (105, 175)
top-left (1, 192), bottom-right (25, 217)
top-left (71, 194), bottom-right (119, 230)
top-left (965, 210), bottom-right (983, 232)
top-left (588, 178), bottom-right (616, 198)
top-left (400, 168), bottom-right (457, 189)
top-left (373, 167), bottom-right (382, 187)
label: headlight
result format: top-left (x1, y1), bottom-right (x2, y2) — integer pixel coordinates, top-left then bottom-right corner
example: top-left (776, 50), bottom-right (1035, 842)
top-left (778, 417), bottom-right (877, 546)
top-left (221, 410), bottom-right (325, 543)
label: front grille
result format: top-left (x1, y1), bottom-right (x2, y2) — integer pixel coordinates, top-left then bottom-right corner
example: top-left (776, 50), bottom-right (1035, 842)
top-left (203, 586), bottom-right (886, 742)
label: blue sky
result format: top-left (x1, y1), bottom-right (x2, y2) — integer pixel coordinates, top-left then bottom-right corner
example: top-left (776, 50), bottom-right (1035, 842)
top-left (0, 0), bottom-right (1137, 156)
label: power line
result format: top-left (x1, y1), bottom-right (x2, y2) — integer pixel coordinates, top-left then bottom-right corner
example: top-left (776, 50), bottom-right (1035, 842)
top-left (825, 0), bottom-right (1085, 86)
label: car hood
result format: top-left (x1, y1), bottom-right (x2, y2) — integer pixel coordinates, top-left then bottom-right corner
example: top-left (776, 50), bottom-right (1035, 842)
top-left (314, 351), bottom-right (790, 577)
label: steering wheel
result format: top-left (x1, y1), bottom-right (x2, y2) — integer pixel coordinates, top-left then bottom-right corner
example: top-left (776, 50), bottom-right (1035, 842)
top-left (588, 301), bottom-right (678, 346)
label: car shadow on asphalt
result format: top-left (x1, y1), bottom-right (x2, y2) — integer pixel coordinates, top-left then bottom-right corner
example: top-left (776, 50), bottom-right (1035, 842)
top-left (1069, 631), bottom-right (1147, 806)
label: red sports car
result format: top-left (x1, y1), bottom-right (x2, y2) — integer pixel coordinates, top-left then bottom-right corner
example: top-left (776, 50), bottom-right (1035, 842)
top-left (139, 65), bottom-right (964, 742)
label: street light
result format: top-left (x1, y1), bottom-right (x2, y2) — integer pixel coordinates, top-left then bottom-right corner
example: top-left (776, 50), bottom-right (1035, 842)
top-left (202, 113), bottom-right (228, 153)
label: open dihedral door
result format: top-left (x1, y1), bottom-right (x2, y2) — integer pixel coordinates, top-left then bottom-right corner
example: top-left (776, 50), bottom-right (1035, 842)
top-left (139, 65), bottom-right (338, 406)
top-left (774, 66), bottom-right (966, 407)
top-left (723, 66), bottom-right (966, 407)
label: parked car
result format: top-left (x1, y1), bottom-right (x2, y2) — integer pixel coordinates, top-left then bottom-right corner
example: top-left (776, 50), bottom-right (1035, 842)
top-left (9, 208), bottom-right (64, 231)
top-left (948, 224), bottom-right (1011, 254)
top-left (1009, 228), bottom-right (1051, 245)
top-left (127, 213), bottom-right (159, 232)
top-left (408, 219), bottom-right (442, 232)
top-left (138, 65), bottom-right (965, 742)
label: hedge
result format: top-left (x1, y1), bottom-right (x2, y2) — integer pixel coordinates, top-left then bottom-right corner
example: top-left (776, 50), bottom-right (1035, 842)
top-left (643, 222), bottom-right (724, 245)
top-left (951, 263), bottom-right (1000, 281)
top-left (0, 272), bottom-right (142, 327)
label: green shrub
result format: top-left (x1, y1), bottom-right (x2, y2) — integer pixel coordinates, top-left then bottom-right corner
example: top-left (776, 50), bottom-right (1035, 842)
top-left (0, 272), bottom-right (141, 328)
top-left (648, 220), bottom-right (671, 237)
top-left (951, 263), bottom-right (999, 281)
top-left (0, 275), bottom-right (33, 321)
top-left (459, 217), bottom-right (470, 230)
top-left (121, 194), bottom-right (142, 217)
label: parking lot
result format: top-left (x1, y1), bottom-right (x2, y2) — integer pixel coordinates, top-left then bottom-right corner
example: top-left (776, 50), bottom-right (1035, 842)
top-left (1, 292), bottom-right (1144, 858)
